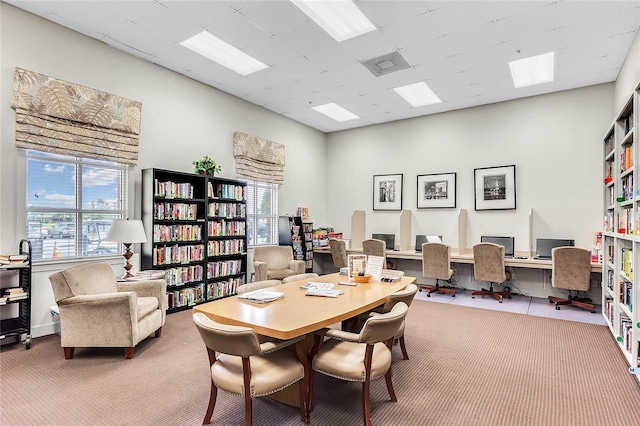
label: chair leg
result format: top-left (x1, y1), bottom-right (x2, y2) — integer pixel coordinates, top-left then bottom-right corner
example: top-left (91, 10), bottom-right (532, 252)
top-left (155, 327), bottom-right (162, 338)
top-left (242, 358), bottom-right (252, 426)
top-left (124, 347), bottom-right (134, 359)
top-left (362, 380), bottom-right (372, 426)
top-left (63, 347), bottom-right (74, 359)
top-left (398, 335), bottom-right (409, 360)
top-left (384, 368), bottom-right (397, 402)
top-left (202, 381), bottom-right (217, 425)
top-left (293, 341), bottom-right (310, 423)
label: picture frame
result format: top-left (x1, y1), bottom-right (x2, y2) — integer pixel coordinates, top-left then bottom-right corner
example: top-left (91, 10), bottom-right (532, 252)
top-left (474, 165), bottom-right (516, 211)
top-left (373, 174), bottom-right (403, 211)
top-left (348, 254), bottom-right (368, 280)
top-left (416, 172), bottom-right (456, 209)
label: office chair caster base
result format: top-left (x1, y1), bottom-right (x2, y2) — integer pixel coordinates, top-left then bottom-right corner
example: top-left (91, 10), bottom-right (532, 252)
top-left (555, 306), bottom-right (560, 310)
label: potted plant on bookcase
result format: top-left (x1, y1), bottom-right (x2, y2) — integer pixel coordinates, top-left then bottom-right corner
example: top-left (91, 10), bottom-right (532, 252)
top-left (192, 155), bottom-right (221, 177)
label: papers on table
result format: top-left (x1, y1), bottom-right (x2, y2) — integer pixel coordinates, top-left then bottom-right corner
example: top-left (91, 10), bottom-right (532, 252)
top-left (299, 282), bottom-right (336, 290)
top-left (305, 288), bottom-right (344, 298)
top-left (237, 289), bottom-right (285, 303)
top-left (380, 274), bottom-right (402, 283)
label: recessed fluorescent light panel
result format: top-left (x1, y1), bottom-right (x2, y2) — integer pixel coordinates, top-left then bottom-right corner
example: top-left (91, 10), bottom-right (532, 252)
top-left (508, 52), bottom-right (555, 88)
top-left (291, 0), bottom-right (376, 42)
top-left (180, 31), bottom-right (267, 76)
top-left (312, 103), bottom-right (359, 122)
top-left (394, 82), bottom-right (441, 107)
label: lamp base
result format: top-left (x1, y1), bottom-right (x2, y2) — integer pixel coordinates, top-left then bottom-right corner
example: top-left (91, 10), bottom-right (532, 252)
top-left (121, 243), bottom-right (135, 279)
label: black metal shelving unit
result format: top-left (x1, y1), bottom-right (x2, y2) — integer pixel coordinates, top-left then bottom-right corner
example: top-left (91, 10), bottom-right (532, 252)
top-left (0, 239), bottom-right (32, 349)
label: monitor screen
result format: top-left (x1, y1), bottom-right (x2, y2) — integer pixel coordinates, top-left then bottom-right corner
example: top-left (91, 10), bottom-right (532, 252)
top-left (535, 238), bottom-right (575, 259)
top-left (415, 235), bottom-right (442, 251)
top-left (372, 233), bottom-right (396, 251)
top-left (480, 236), bottom-right (515, 257)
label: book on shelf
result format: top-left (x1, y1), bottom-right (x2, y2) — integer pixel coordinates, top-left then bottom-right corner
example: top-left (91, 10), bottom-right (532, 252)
top-left (237, 289), bottom-right (284, 303)
top-left (4, 287), bottom-right (26, 295)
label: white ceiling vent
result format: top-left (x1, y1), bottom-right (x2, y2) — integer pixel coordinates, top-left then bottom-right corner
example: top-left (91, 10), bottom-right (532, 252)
top-left (361, 52), bottom-right (411, 77)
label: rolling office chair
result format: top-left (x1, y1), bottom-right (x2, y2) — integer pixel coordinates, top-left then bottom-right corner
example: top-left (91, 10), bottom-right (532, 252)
top-left (548, 247), bottom-right (595, 313)
top-left (363, 238), bottom-right (394, 269)
top-left (471, 243), bottom-right (512, 303)
top-left (420, 243), bottom-right (456, 297)
top-left (328, 238), bottom-right (348, 269)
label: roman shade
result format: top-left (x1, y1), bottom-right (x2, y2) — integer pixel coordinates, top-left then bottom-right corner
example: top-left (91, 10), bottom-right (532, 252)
top-left (233, 131), bottom-right (285, 184)
top-left (11, 68), bottom-right (142, 165)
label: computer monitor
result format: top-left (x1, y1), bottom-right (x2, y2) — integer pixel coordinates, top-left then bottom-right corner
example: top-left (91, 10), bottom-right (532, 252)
top-left (535, 238), bottom-right (575, 259)
top-left (480, 236), bottom-right (515, 258)
top-left (415, 235), bottom-right (443, 252)
top-left (372, 233), bottom-right (396, 251)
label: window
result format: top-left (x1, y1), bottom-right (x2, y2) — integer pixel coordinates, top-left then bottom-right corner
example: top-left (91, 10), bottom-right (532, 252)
top-left (244, 180), bottom-right (278, 246)
top-left (25, 150), bottom-right (127, 260)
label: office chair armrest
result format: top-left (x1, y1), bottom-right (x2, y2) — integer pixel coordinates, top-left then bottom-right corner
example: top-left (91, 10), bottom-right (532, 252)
top-left (260, 335), bottom-right (304, 354)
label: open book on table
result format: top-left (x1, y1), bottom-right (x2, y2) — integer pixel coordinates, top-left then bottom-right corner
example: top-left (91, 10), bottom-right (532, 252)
top-left (299, 282), bottom-right (335, 290)
top-left (237, 289), bottom-right (285, 303)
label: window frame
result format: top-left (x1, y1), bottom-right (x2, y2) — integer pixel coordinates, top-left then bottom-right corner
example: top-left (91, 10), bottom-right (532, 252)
top-left (25, 150), bottom-right (128, 261)
top-left (242, 179), bottom-right (279, 247)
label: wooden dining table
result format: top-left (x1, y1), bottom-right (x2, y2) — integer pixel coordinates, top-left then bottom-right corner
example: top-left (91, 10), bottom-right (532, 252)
top-left (193, 272), bottom-right (417, 408)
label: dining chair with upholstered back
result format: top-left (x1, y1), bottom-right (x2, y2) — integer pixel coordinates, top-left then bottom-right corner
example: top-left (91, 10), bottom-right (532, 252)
top-left (471, 243), bottom-right (512, 303)
top-left (548, 247), bottom-right (595, 313)
top-left (192, 313), bottom-right (309, 425)
top-left (420, 242), bottom-right (456, 297)
top-left (309, 302), bottom-right (409, 426)
top-left (236, 279), bottom-right (283, 295)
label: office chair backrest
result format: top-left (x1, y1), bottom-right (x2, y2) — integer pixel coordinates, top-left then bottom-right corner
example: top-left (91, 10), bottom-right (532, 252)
top-left (328, 238), bottom-right (348, 268)
top-left (379, 284), bottom-right (418, 313)
top-left (363, 238), bottom-right (386, 257)
top-left (473, 243), bottom-right (506, 283)
top-left (551, 247), bottom-right (591, 292)
top-left (422, 243), bottom-right (453, 281)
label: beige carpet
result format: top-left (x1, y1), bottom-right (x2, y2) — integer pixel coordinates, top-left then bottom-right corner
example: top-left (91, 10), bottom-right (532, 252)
top-left (1, 300), bottom-right (639, 426)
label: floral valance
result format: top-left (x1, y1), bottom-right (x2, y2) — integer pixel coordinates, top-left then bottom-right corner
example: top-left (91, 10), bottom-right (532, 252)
top-left (10, 68), bottom-right (142, 165)
top-left (233, 131), bottom-right (285, 184)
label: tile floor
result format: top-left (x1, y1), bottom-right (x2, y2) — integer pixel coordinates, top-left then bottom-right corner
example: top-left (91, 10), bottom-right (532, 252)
top-left (414, 286), bottom-right (606, 326)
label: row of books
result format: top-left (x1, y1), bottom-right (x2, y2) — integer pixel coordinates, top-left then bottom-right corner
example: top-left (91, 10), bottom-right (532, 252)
top-left (208, 277), bottom-right (242, 300)
top-left (619, 281), bottom-right (634, 312)
top-left (207, 220), bottom-right (245, 236)
top-left (154, 179), bottom-right (195, 199)
top-left (620, 146), bottom-right (633, 173)
top-left (167, 283), bottom-right (205, 309)
top-left (208, 202), bottom-right (246, 219)
top-left (604, 297), bottom-right (614, 326)
top-left (208, 182), bottom-right (245, 200)
top-left (154, 202), bottom-right (200, 221)
top-left (604, 131), bottom-right (615, 156)
top-left (207, 259), bottom-right (243, 279)
top-left (1, 287), bottom-right (28, 302)
top-left (621, 111), bottom-right (634, 136)
top-left (152, 244), bottom-right (205, 266)
top-left (164, 265), bottom-right (204, 287)
top-left (620, 315), bottom-right (634, 353)
top-left (618, 207), bottom-right (636, 235)
top-left (153, 224), bottom-right (202, 243)
top-left (606, 269), bottom-right (614, 292)
top-left (207, 239), bottom-right (245, 257)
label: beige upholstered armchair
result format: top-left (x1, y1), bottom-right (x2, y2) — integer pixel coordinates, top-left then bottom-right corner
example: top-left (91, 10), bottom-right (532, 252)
top-left (49, 262), bottom-right (166, 360)
top-left (253, 245), bottom-right (306, 281)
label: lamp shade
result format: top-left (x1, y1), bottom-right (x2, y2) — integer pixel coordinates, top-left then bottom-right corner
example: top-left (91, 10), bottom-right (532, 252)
top-left (106, 219), bottom-right (147, 244)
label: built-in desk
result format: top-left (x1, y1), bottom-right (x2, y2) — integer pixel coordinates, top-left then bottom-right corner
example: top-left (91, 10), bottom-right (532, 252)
top-left (313, 247), bottom-right (602, 273)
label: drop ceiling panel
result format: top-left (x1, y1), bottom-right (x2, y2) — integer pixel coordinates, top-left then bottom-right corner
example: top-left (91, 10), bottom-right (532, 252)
top-left (7, 0), bottom-right (640, 133)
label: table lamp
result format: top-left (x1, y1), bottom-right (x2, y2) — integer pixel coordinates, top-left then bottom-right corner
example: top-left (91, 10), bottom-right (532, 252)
top-left (106, 218), bottom-right (147, 278)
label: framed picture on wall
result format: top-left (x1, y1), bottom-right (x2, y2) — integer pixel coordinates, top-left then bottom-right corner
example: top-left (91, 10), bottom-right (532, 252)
top-left (474, 165), bottom-right (516, 211)
top-left (373, 174), bottom-right (403, 211)
top-left (417, 172), bottom-right (456, 209)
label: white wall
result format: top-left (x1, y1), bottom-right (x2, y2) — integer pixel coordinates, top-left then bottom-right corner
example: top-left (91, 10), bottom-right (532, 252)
top-left (615, 29), bottom-right (640, 111)
top-left (324, 84), bottom-right (613, 299)
top-left (0, 4), bottom-right (326, 337)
